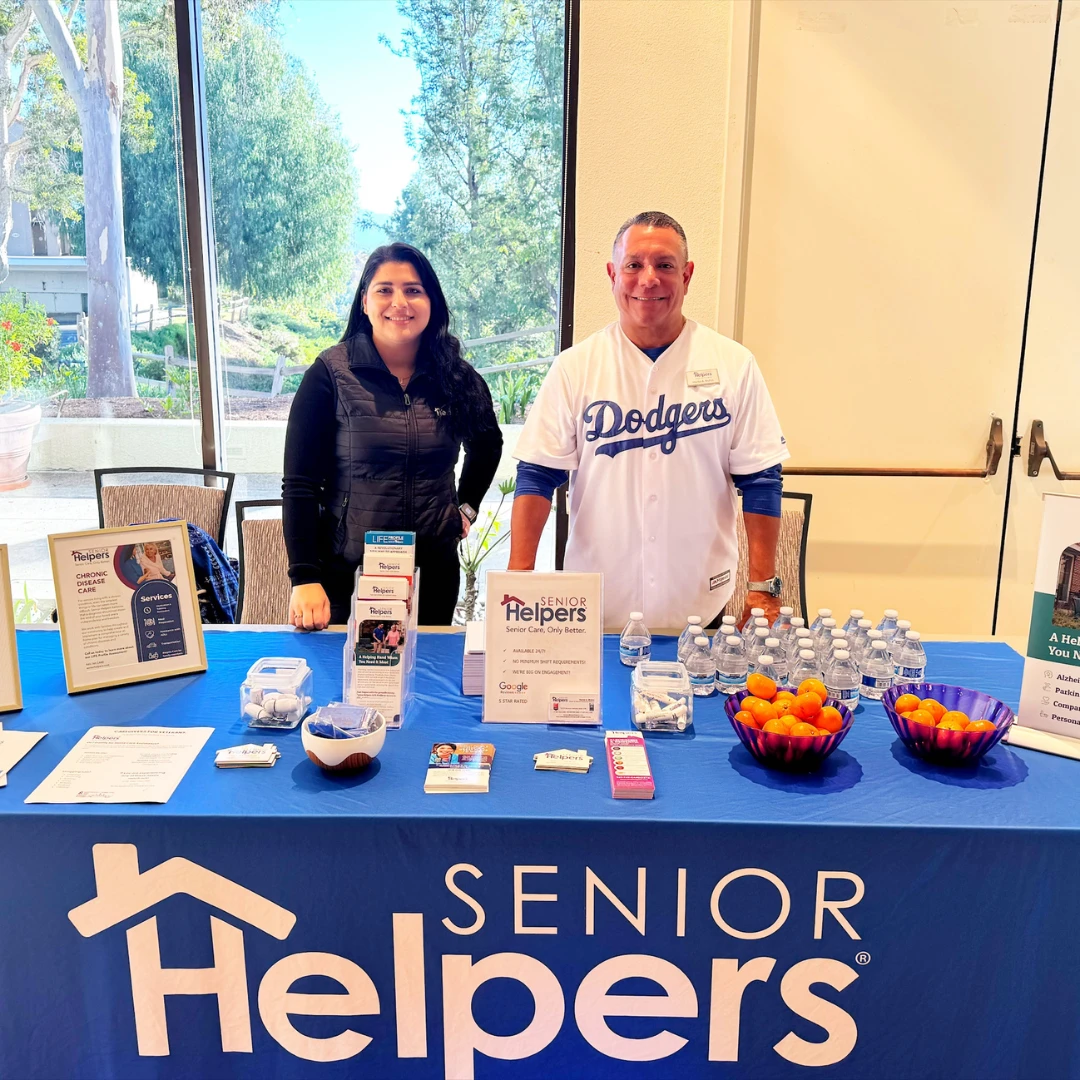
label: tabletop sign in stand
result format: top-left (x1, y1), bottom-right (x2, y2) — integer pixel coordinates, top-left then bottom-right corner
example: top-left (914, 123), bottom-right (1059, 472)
top-left (1009, 493), bottom-right (1080, 759)
top-left (344, 568), bottom-right (419, 728)
top-left (483, 570), bottom-right (603, 724)
top-left (0, 545), bottom-right (22, 713)
top-left (48, 522), bottom-right (206, 694)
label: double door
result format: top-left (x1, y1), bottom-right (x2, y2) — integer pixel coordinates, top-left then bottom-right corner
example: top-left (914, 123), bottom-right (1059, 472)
top-left (738, 0), bottom-right (1080, 637)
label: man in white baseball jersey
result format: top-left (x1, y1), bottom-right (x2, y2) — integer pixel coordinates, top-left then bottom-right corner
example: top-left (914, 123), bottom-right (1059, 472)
top-left (508, 211), bottom-right (788, 630)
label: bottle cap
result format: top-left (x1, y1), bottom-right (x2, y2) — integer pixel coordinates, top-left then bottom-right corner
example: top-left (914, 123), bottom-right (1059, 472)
top-left (835, 650), bottom-right (851, 660)
top-left (629, 611), bottom-right (644, 621)
top-left (722, 615), bottom-right (737, 624)
top-left (897, 619), bottom-right (911, 629)
top-left (756, 627), bottom-right (769, 638)
top-left (754, 617), bottom-right (769, 626)
top-left (871, 640), bottom-right (889, 650)
top-left (758, 654), bottom-right (774, 665)
top-left (765, 638), bottom-right (780, 648)
top-left (818, 608), bottom-right (832, 617)
top-left (822, 618), bottom-right (836, 628)
top-left (751, 607), bottom-right (765, 617)
top-left (906, 630), bottom-right (920, 640)
top-left (867, 629), bottom-right (883, 638)
top-left (799, 649), bottom-right (816, 660)
top-left (795, 627), bottom-right (811, 636)
top-left (688, 615), bottom-right (702, 624)
top-left (779, 606), bottom-right (793, 616)
top-left (791, 617), bottom-right (805, 627)
top-left (883, 609), bottom-right (898, 619)
top-left (694, 636), bottom-right (709, 647)
top-left (831, 628), bottom-right (846, 638)
top-left (850, 609), bottom-right (864, 618)
top-left (726, 636), bottom-right (741, 646)
top-left (858, 619), bottom-right (872, 629)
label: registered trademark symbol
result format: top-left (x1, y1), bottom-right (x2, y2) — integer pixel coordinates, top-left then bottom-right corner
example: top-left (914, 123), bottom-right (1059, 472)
top-left (855, 951), bottom-right (871, 966)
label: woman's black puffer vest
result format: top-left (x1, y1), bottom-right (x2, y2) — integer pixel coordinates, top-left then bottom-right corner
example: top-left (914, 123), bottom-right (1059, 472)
top-left (320, 333), bottom-right (465, 564)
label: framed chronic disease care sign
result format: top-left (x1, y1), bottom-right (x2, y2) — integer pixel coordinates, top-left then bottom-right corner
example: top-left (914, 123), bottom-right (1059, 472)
top-left (0, 545), bottom-right (22, 712)
top-left (49, 522), bottom-right (206, 694)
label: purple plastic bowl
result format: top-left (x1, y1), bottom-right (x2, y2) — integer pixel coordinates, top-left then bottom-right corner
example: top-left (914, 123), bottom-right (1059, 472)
top-left (883, 682), bottom-right (1015, 765)
top-left (724, 693), bottom-right (854, 772)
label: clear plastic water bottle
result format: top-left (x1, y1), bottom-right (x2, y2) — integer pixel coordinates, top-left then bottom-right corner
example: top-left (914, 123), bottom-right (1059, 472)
top-left (717, 615), bottom-right (738, 645)
top-left (787, 626), bottom-right (813, 667)
top-left (896, 630), bottom-right (927, 684)
top-left (889, 620), bottom-right (912, 668)
top-left (677, 616), bottom-right (703, 663)
top-left (742, 615), bottom-right (768, 651)
top-left (765, 637), bottom-right (789, 687)
top-left (825, 649), bottom-right (860, 712)
top-left (877, 609), bottom-right (899, 638)
top-left (687, 636), bottom-right (716, 696)
top-left (859, 639), bottom-right (894, 701)
top-left (849, 619), bottom-right (872, 664)
top-left (813, 618), bottom-right (837, 664)
top-left (865, 628), bottom-right (884, 656)
top-left (755, 654), bottom-right (781, 692)
top-left (619, 612), bottom-right (652, 667)
top-left (791, 649), bottom-right (822, 687)
top-left (842, 609), bottom-right (864, 634)
top-left (772, 606), bottom-right (794, 638)
top-left (748, 626), bottom-right (770, 670)
top-left (809, 608), bottom-right (832, 634)
top-left (715, 635), bottom-right (748, 695)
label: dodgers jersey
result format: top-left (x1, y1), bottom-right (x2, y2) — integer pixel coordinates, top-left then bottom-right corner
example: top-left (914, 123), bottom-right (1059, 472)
top-left (514, 319), bottom-right (789, 629)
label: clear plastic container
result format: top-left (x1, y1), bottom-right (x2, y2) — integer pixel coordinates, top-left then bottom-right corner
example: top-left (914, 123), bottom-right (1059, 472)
top-left (631, 661), bottom-right (693, 731)
top-left (242, 656), bottom-right (314, 730)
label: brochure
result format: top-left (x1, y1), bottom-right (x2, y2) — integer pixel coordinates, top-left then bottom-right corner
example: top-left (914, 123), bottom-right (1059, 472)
top-left (0, 545), bottom-right (21, 713)
top-left (424, 741), bottom-right (495, 793)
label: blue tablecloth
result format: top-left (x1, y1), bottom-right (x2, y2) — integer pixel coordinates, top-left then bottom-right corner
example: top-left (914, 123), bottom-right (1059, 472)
top-left (1, 629), bottom-right (1077, 1079)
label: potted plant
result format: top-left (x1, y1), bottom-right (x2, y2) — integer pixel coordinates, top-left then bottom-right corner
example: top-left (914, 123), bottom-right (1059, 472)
top-left (0, 296), bottom-right (57, 489)
top-left (458, 477), bottom-right (516, 622)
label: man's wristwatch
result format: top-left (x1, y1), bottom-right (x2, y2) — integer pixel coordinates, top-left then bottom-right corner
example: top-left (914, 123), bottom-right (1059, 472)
top-left (459, 503), bottom-right (478, 524)
top-left (747, 575), bottom-right (783, 597)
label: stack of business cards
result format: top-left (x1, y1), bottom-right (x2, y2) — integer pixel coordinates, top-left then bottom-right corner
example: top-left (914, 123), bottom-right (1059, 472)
top-left (534, 748), bottom-right (593, 773)
top-left (425, 741), bottom-right (495, 793)
top-left (462, 620), bottom-right (485, 696)
top-left (214, 743), bottom-right (281, 769)
top-left (604, 731), bottom-right (655, 799)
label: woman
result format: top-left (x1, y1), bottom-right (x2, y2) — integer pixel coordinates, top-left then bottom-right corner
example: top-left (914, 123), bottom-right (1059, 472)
top-left (283, 243), bottom-right (503, 628)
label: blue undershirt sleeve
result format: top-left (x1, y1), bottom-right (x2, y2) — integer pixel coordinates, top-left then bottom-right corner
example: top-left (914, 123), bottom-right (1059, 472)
top-left (731, 463), bottom-right (783, 518)
top-left (515, 461), bottom-right (570, 500)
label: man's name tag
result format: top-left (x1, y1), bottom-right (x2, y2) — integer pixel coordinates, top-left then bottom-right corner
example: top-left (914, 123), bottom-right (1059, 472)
top-left (687, 368), bottom-right (719, 387)
top-left (548, 693), bottom-right (599, 724)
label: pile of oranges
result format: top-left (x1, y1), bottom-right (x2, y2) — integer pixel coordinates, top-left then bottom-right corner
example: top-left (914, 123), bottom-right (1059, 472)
top-left (892, 694), bottom-right (996, 734)
top-left (734, 673), bottom-right (846, 738)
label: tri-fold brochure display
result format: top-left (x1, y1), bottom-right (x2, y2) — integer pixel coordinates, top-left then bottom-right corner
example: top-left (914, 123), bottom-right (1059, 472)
top-left (482, 571), bottom-right (603, 724)
top-left (0, 545), bottom-right (21, 713)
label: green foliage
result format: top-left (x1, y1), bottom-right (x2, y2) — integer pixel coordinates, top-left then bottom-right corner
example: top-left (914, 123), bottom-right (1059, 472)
top-left (130, 322), bottom-right (190, 358)
top-left (12, 581), bottom-right (50, 624)
top-left (459, 478), bottom-right (516, 576)
top-left (487, 367), bottom-right (542, 424)
top-left (28, 343), bottom-right (86, 398)
top-left (0, 295), bottom-right (57, 397)
top-left (387, 0), bottom-right (564, 352)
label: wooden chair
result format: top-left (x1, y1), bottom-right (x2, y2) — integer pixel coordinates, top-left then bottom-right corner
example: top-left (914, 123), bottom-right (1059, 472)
top-left (726, 491), bottom-right (813, 622)
top-left (235, 499), bottom-right (291, 625)
top-left (95, 467), bottom-right (235, 547)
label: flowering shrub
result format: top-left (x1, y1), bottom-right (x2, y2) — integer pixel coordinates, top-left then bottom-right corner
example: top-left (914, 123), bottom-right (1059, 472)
top-left (0, 295), bottom-right (57, 399)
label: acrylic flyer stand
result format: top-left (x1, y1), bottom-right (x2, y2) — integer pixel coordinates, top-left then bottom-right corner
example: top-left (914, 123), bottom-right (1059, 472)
top-left (343, 568), bottom-right (420, 728)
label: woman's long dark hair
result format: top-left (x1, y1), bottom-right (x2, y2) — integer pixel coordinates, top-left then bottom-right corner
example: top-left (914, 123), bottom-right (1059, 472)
top-left (343, 243), bottom-right (493, 442)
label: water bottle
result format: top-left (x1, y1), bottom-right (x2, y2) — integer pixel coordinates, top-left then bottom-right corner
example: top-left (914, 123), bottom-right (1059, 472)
top-left (877, 609), bottom-right (899, 638)
top-left (825, 649), bottom-right (860, 712)
top-left (755, 654), bottom-right (781, 692)
top-left (748, 626), bottom-right (770, 670)
top-left (889, 620), bottom-right (912, 667)
top-left (865, 628), bottom-right (884, 656)
top-left (809, 608), bottom-right (832, 634)
top-left (813, 618), bottom-right (837, 664)
top-left (619, 612), bottom-right (652, 667)
top-left (715, 635), bottom-right (748, 695)
top-left (896, 630), bottom-right (927, 684)
top-left (791, 649), bottom-right (822, 687)
top-left (842, 609), bottom-right (865, 634)
top-left (765, 637), bottom-right (788, 686)
top-left (743, 615), bottom-right (769, 651)
top-left (849, 619), bottom-right (872, 663)
top-left (678, 616), bottom-right (703, 663)
top-left (718, 615), bottom-right (738, 642)
top-left (787, 626), bottom-right (812, 666)
top-left (687, 636), bottom-right (716, 696)
top-left (772, 606), bottom-right (794, 638)
top-left (859, 639), bottom-right (894, 701)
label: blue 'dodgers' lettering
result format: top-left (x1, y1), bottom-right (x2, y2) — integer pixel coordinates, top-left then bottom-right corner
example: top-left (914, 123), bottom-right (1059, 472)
top-left (582, 393), bottom-right (731, 456)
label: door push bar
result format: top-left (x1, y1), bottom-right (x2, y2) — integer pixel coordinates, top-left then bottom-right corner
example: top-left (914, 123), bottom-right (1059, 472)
top-left (784, 416), bottom-right (1003, 478)
top-left (1028, 420), bottom-right (1080, 480)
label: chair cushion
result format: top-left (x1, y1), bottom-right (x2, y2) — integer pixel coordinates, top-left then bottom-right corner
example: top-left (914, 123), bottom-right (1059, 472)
top-left (101, 483), bottom-right (225, 541)
top-left (240, 517), bottom-right (291, 625)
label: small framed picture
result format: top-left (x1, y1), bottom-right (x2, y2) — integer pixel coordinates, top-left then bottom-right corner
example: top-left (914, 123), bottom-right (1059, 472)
top-left (0, 545), bottom-right (22, 713)
top-left (48, 522), bottom-right (207, 694)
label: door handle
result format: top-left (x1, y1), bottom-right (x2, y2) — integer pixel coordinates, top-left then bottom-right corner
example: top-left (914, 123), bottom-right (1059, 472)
top-left (785, 416), bottom-right (1003, 478)
top-left (1027, 420), bottom-right (1080, 479)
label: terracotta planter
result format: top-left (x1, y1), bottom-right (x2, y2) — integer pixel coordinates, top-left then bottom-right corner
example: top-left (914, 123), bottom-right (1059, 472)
top-left (0, 402), bottom-right (41, 490)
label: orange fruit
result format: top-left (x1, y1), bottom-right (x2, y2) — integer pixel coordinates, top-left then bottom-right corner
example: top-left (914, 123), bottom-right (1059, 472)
top-left (740, 696), bottom-right (768, 713)
top-left (762, 718), bottom-right (789, 735)
top-left (747, 700), bottom-right (778, 724)
top-left (907, 709), bottom-right (936, 727)
top-left (939, 711), bottom-right (970, 729)
top-left (734, 710), bottom-right (757, 728)
top-left (919, 699), bottom-right (946, 723)
top-left (894, 693), bottom-right (921, 714)
top-left (774, 699), bottom-right (794, 718)
top-left (774, 691), bottom-right (796, 704)
top-left (815, 727), bottom-right (833, 737)
top-left (792, 692), bottom-right (823, 720)
top-left (788, 722), bottom-right (818, 738)
top-left (747, 673), bottom-right (778, 701)
top-left (817, 706), bottom-right (844, 734)
top-left (967, 719), bottom-right (997, 733)
top-left (938, 718), bottom-right (966, 731)
top-left (798, 679), bottom-right (828, 707)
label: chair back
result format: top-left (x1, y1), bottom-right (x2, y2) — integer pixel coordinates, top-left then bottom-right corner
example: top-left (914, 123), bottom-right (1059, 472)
top-left (726, 491), bottom-right (812, 622)
top-left (236, 500), bottom-right (291, 625)
top-left (95, 468), bottom-right (234, 546)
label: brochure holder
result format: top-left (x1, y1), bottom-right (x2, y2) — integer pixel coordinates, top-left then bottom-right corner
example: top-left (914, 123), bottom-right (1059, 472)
top-left (343, 567), bottom-right (420, 728)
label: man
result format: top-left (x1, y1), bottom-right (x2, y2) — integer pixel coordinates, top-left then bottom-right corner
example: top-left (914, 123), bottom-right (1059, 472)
top-left (508, 211), bottom-right (788, 629)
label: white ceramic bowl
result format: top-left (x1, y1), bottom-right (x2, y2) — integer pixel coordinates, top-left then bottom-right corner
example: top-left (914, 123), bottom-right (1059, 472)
top-left (301, 712), bottom-right (386, 772)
